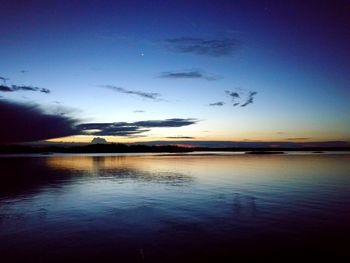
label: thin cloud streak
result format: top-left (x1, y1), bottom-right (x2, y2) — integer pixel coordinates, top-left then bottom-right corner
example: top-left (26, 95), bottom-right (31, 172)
top-left (159, 70), bottom-right (220, 81)
top-left (101, 85), bottom-right (161, 100)
top-left (134, 118), bottom-right (198, 128)
top-left (209, 101), bottom-right (225, 106)
top-left (0, 84), bottom-right (50, 94)
top-left (166, 136), bottom-right (194, 139)
top-left (163, 37), bottom-right (240, 57)
top-left (286, 137), bottom-right (310, 141)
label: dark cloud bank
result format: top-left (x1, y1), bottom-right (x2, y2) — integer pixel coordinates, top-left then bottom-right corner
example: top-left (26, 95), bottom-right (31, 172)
top-left (163, 37), bottom-right (240, 57)
top-left (0, 100), bottom-right (198, 143)
top-left (0, 100), bottom-right (77, 143)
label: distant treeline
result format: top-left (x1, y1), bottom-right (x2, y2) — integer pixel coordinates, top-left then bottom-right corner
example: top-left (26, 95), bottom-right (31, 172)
top-left (0, 143), bottom-right (349, 154)
top-left (0, 144), bottom-right (196, 154)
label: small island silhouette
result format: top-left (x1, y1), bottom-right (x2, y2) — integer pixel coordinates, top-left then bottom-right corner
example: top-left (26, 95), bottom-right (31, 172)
top-left (91, 137), bottom-right (108, 144)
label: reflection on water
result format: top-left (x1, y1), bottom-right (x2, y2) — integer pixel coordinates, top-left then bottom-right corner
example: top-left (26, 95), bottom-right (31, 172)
top-left (0, 154), bottom-right (350, 261)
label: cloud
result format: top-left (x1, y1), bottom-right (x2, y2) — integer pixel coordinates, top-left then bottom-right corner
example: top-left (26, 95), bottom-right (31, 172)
top-left (286, 138), bottom-right (310, 141)
top-left (134, 110), bottom-right (145, 113)
top-left (0, 85), bottom-right (12, 92)
top-left (163, 37), bottom-right (240, 57)
top-left (0, 98), bottom-right (198, 141)
top-left (159, 70), bottom-right (220, 81)
top-left (225, 90), bottom-right (240, 99)
top-left (0, 100), bottom-right (78, 143)
top-left (225, 90), bottom-right (240, 106)
top-left (0, 84), bottom-right (50, 94)
top-left (134, 118), bottom-right (198, 127)
top-left (209, 101), bottom-right (225, 106)
top-left (77, 118), bottom-right (199, 137)
top-left (0, 76), bottom-right (9, 84)
top-left (166, 136), bottom-right (195, 139)
top-left (240, 91), bottom-right (257, 107)
top-left (77, 122), bottom-right (147, 136)
top-left (225, 89), bottom-right (257, 107)
top-left (101, 85), bottom-right (161, 100)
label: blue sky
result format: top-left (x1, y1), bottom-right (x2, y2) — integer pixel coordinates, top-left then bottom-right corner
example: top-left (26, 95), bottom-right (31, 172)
top-left (0, 0), bottom-right (349, 143)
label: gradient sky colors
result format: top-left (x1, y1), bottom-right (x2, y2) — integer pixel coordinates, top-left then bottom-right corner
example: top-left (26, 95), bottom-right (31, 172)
top-left (0, 0), bottom-right (349, 144)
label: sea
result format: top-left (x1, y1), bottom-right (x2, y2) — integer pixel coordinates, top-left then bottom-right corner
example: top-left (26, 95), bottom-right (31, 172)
top-left (0, 152), bottom-right (349, 261)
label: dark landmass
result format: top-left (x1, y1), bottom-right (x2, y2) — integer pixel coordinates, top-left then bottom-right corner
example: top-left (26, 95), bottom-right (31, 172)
top-left (0, 143), bottom-right (349, 154)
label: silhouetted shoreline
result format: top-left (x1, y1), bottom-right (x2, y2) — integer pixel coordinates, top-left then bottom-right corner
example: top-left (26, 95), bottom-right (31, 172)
top-left (0, 143), bottom-right (348, 154)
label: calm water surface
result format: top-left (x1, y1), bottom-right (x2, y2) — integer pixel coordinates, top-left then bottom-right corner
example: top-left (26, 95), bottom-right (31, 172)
top-left (0, 153), bottom-right (349, 261)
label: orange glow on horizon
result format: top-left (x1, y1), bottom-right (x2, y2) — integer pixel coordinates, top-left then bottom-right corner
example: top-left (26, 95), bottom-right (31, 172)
top-left (46, 134), bottom-right (350, 144)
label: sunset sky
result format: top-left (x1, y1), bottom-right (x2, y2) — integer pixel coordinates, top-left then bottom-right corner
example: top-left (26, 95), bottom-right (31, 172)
top-left (0, 0), bottom-right (349, 144)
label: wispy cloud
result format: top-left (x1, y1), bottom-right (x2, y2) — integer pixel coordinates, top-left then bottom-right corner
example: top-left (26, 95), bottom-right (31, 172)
top-left (101, 85), bottom-right (161, 100)
top-left (225, 90), bottom-right (240, 106)
top-left (163, 37), bottom-right (240, 57)
top-left (133, 110), bottom-right (145, 113)
top-left (240, 91), bottom-right (257, 107)
top-left (0, 76), bottom-right (10, 84)
top-left (159, 70), bottom-right (220, 81)
top-left (77, 118), bottom-right (199, 137)
top-left (0, 84), bottom-right (50, 94)
top-left (209, 101), bottom-right (225, 106)
top-left (225, 89), bottom-right (257, 107)
top-left (225, 91), bottom-right (240, 98)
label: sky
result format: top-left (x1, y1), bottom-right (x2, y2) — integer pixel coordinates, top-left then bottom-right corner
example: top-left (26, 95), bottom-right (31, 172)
top-left (0, 0), bottom-right (349, 145)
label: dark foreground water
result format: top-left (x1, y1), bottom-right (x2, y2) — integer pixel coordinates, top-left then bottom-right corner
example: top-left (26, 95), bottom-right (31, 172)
top-left (0, 153), bottom-right (349, 262)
